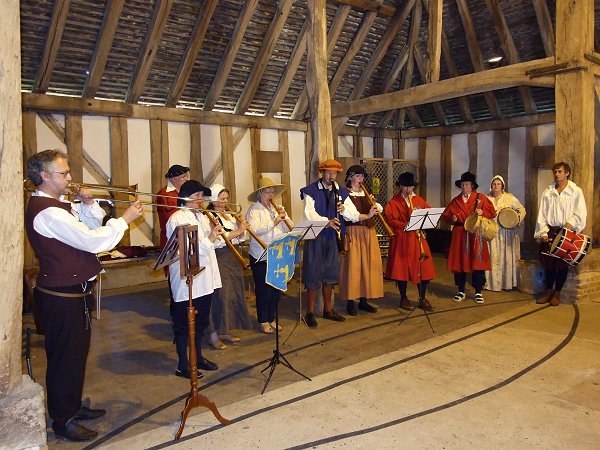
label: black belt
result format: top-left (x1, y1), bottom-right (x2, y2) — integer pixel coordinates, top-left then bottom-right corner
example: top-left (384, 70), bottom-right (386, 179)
top-left (454, 222), bottom-right (464, 226)
top-left (35, 286), bottom-right (92, 298)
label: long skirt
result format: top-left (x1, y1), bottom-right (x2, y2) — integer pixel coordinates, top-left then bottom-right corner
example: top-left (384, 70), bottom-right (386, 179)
top-left (339, 226), bottom-right (384, 301)
top-left (485, 227), bottom-right (520, 291)
top-left (211, 247), bottom-right (253, 332)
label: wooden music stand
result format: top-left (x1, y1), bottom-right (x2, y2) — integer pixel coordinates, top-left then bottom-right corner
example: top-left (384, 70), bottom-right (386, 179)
top-left (154, 225), bottom-right (230, 439)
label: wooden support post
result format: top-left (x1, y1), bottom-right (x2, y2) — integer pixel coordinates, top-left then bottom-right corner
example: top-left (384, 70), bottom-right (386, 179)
top-left (22, 111), bottom-right (38, 269)
top-left (189, 124), bottom-right (203, 181)
top-left (493, 129), bottom-right (509, 189)
top-left (110, 116), bottom-right (130, 245)
top-left (467, 133), bottom-right (478, 174)
top-left (220, 126), bottom-right (236, 203)
top-left (150, 119), bottom-right (169, 245)
top-left (440, 135), bottom-right (452, 207)
top-left (418, 138), bottom-right (427, 199)
top-left (250, 128), bottom-right (261, 189)
top-left (65, 115), bottom-right (83, 181)
top-left (278, 130), bottom-right (292, 216)
top-left (524, 126), bottom-right (538, 241)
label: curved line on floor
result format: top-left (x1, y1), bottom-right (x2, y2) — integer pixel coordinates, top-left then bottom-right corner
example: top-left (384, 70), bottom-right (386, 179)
top-left (142, 302), bottom-right (561, 449)
top-left (287, 304), bottom-right (580, 449)
top-left (83, 296), bottom-right (535, 449)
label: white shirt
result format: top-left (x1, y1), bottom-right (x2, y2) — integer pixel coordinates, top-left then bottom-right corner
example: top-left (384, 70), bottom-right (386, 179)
top-left (303, 180), bottom-right (361, 222)
top-left (32, 191), bottom-right (128, 254)
top-left (348, 190), bottom-right (383, 213)
top-left (166, 209), bottom-right (222, 302)
top-left (212, 213), bottom-right (245, 249)
top-left (245, 201), bottom-right (292, 260)
top-left (534, 180), bottom-right (587, 238)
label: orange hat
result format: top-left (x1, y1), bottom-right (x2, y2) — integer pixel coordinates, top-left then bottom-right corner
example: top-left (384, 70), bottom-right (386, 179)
top-left (318, 159), bottom-right (343, 172)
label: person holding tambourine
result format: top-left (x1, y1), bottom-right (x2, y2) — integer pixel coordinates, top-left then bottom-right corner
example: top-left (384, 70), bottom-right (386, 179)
top-left (534, 162), bottom-right (587, 306)
top-left (485, 175), bottom-right (526, 291)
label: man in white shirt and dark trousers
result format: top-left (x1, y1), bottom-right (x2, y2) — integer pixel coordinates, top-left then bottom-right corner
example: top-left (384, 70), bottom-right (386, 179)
top-left (534, 162), bottom-right (587, 306)
top-left (25, 150), bottom-right (143, 441)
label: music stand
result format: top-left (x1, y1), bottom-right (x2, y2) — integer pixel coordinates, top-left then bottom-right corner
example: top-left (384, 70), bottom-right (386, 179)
top-left (153, 225), bottom-right (230, 439)
top-left (397, 208), bottom-right (444, 333)
top-left (279, 221), bottom-right (328, 346)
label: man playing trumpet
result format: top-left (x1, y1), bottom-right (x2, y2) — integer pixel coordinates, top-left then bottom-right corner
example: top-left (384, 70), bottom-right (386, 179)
top-left (25, 150), bottom-right (143, 441)
top-left (385, 172), bottom-right (436, 311)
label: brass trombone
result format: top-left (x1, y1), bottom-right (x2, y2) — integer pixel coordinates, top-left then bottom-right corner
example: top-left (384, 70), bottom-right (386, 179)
top-left (23, 179), bottom-right (243, 213)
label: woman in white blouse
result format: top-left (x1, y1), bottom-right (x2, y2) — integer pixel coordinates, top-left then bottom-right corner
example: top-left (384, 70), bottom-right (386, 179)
top-left (245, 178), bottom-right (293, 334)
top-left (166, 180), bottom-right (223, 378)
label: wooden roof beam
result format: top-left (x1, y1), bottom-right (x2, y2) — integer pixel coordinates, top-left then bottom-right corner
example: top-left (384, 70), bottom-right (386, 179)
top-left (533, 0), bottom-right (555, 56)
top-left (455, 0), bottom-right (502, 119)
top-left (291, 5), bottom-right (351, 119)
top-left (413, 47), bottom-right (448, 125)
top-left (267, 19), bottom-right (308, 116)
top-left (166, 0), bottom-right (218, 107)
top-left (484, 0), bottom-right (537, 114)
top-left (426, 0), bottom-right (442, 83)
top-left (203, 0), bottom-right (260, 111)
top-left (33, 0), bottom-right (72, 93)
top-left (83, 0), bottom-right (124, 99)
top-left (329, 0), bottom-right (395, 16)
top-left (125, 0), bottom-right (173, 104)
top-left (235, 0), bottom-right (293, 115)
top-left (441, 30), bottom-right (473, 123)
top-left (332, 57), bottom-right (555, 117)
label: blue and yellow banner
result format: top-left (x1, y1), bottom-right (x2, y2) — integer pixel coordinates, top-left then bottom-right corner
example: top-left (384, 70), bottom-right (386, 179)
top-left (265, 233), bottom-right (301, 292)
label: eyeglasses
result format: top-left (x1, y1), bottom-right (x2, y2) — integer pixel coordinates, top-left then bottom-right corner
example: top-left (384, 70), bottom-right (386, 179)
top-left (51, 170), bottom-right (71, 177)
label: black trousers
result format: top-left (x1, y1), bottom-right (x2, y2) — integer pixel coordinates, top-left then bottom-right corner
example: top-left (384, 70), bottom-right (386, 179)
top-left (454, 271), bottom-right (486, 293)
top-left (250, 255), bottom-right (280, 323)
top-left (34, 285), bottom-right (92, 427)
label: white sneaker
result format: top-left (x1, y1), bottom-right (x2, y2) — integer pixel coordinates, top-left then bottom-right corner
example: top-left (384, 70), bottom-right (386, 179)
top-left (475, 293), bottom-right (484, 304)
top-left (453, 292), bottom-right (465, 302)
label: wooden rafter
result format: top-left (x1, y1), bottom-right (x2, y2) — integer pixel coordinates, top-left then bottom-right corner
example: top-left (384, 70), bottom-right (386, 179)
top-left (83, 0), bottom-right (125, 99)
top-left (455, 0), bottom-right (502, 119)
top-left (126, 0), bottom-right (173, 104)
top-left (426, 0), bottom-right (442, 83)
top-left (166, 0), bottom-right (219, 107)
top-left (441, 30), bottom-right (473, 123)
top-left (267, 19), bottom-right (308, 116)
top-left (359, 45), bottom-right (409, 127)
top-left (330, 0), bottom-right (395, 16)
top-left (413, 47), bottom-right (448, 125)
top-left (332, 57), bottom-right (554, 118)
top-left (235, 0), bottom-right (293, 115)
top-left (292, 5), bottom-right (352, 119)
top-left (532, 0), bottom-right (555, 56)
top-left (33, 0), bottom-right (72, 93)
top-left (484, 0), bottom-right (537, 114)
top-left (203, 0), bottom-right (260, 111)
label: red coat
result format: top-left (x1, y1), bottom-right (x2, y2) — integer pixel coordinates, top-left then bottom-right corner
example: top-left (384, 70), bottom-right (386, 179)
top-left (385, 194), bottom-right (436, 283)
top-left (156, 187), bottom-right (180, 249)
top-left (442, 192), bottom-right (496, 272)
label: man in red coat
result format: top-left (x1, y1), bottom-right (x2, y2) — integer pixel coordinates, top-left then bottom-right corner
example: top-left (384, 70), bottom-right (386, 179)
top-left (385, 172), bottom-right (436, 311)
top-left (442, 171), bottom-right (496, 303)
top-left (156, 164), bottom-right (190, 249)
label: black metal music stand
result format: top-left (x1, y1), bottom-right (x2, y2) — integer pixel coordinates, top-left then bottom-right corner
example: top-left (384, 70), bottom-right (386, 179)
top-left (259, 226), bottom-right (321, 394)
top-left (153, 225), bottom-right (230, 438)
top-left (397, 208), bottom-right (444, 333)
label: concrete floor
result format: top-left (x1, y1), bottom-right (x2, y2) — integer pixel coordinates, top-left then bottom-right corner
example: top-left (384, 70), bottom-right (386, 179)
top-left (23, 256), bottom-right (600, 449)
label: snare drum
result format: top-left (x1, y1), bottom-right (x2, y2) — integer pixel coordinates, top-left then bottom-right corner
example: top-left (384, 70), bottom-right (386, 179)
top-left (549, 228), bottom-right (590, 266)
top-left (497, 208), bottom-right (521, 229)
top-left (464, 213), bottom-right (499, 241)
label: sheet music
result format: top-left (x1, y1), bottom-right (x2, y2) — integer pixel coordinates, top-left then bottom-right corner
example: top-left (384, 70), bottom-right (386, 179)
top-left (405, 207), bottom-right (445, 232)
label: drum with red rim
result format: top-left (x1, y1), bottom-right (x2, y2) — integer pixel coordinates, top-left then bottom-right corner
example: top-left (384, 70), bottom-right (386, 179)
top-left (549, 228), bottom-right (590, 266)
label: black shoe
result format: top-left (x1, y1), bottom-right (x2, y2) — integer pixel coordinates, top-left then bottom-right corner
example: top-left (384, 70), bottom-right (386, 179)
top-left (175, 368), bottom-right (204, 379)
top-left (399, 298), bottom-right (415, 311)
top-left (358, 299), bottom-right (377, 313)
top-left (72, 406), bottom-right (106, 421)
top-left (197, 357), bottom-right (219, 371)
top-left (323, 310), bottom-right (346, 322)
top-left (305, 312), bottom-right (318, 328)
top-left (346, 301), bottom-right (357, 316)
top-left (52, 419), bottom-right (97, 442)
top-left (418, 298), bottom-right (434, 311)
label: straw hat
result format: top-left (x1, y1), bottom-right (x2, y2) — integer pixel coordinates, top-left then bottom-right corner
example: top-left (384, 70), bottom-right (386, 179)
top-left (247, 177), bottom-right (286, 203)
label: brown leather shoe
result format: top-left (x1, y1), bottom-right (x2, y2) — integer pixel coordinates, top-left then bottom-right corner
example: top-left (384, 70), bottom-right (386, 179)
top-left (550, 291), bottom-right (561, 306)
top-left (399, 298), bottom-right (415, 311)
top-left (418, 298), bottom-right (433, 311)
top-left (536, 289), bottom-right (553, 304)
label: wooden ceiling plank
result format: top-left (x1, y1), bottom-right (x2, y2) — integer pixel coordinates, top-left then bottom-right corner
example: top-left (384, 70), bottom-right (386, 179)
top-left (426, 0), bottom-right (442, 83)
top-left (330, 0), bottom-right (395, 16)
top-left (532, 0), bottom-right (555, 57)
top-left (166, 0), bottom-right (219, 107)
top-left (484, 0), bottom-right (537, 114)
top-left (203, 0), bottom-right (260, 111)
top-left (332, 57), bottom-right (554, 117)
top-left (267, 19), bottom-right (309, 117)
top-left (126, 0), bottom-right (174, 104)
top-left (235, 0), bottom-right (294, 115)
top-left (454, 0), bottom-right (502, 119)
top-left (83, 0), bottom-right (125, 99)
top-left (292, 5), bottom-right (352, 119)
top-left (33, 0), bottom-right (72, 93)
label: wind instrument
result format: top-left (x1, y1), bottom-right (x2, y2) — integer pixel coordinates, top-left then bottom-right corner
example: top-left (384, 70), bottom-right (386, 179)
top-left (359, 182), bottom-right (395, 237)
top-left (330, 184), bottom-right (347, 256)
top-left (269, 199), bottom-right (293, 231)
top-left (408, 194), bottom-right (428, 261)
top-left (221, 205), bottom-right (267, 249)
top-left (203, 211), bottom-right (250, 269)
